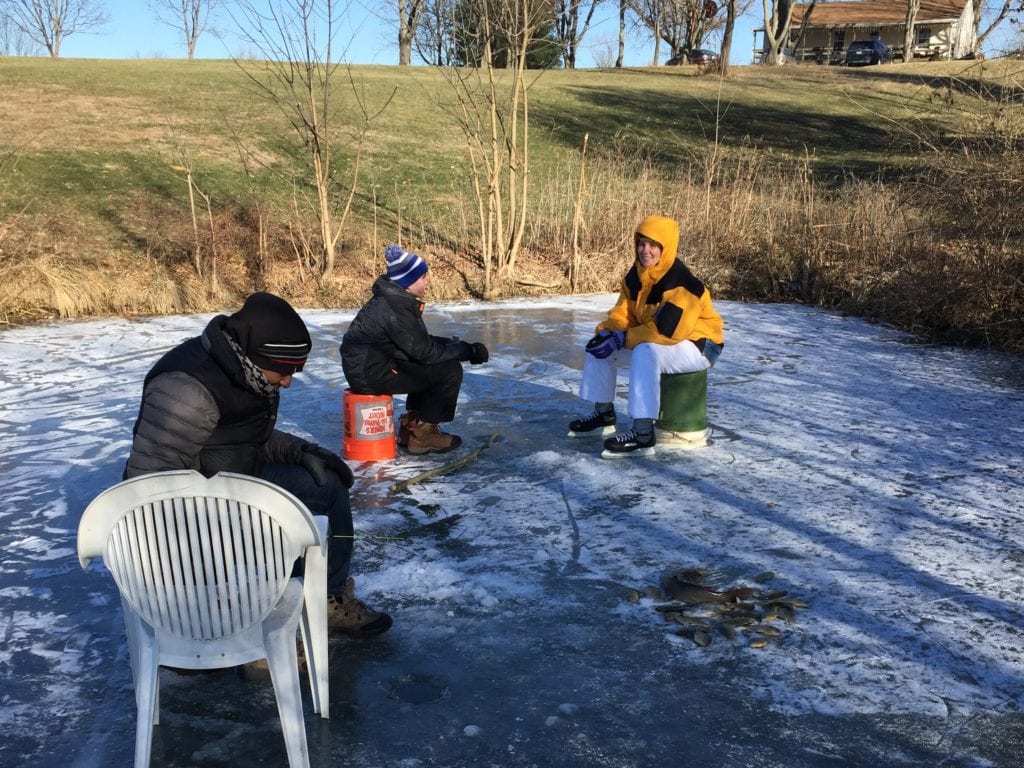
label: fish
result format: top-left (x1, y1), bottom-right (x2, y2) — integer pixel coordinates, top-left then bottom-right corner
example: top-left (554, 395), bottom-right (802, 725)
top-left (721, 615), bottom-right (757, 627)
top-left (644, 585), bottom-right (664, 601)
top-left (671, 568), bottom-right (708, 583)
top-left (759, 590), bottom-right (789, 601)
top-left (625, 589), bottom-right (641, 604)
top-left (753, 571), bottom-right (775, 583)
top-left (718, 604), bottom-right (760, 619)
top-left (716, 623), bottom-right (737, 641)
top-left (661, 574), bottom-right (754, 605)
top-left (692, 629), bottom-right (712, 647)
top-left (748, 624), bottom-right (782, 637)
top-left (776, 605), bottom-right (797, 623)
top-left (749, 638), bottom-right (768, 649)
top-left (761, 606), bottom-right (779, 622)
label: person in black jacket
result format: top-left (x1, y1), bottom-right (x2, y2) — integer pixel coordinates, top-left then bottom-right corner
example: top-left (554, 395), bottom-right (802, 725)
top-left (341, 244), bottom-right (489, 455)
top-left (125, 292), bottom-right (392, 638)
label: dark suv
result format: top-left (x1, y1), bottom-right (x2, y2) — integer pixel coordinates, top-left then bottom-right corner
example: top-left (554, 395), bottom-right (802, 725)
top-left (846, 39), bottom-right (893, 66)
top-left (666, 49), bottom-right (720, 66)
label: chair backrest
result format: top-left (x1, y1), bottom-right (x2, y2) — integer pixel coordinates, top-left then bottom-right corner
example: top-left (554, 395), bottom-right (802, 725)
top-left (79, 470), bottom-right (320, 641)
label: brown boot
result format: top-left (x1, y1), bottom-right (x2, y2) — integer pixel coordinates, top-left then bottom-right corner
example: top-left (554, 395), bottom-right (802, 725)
top-left (407, 419), bottom-right (462, 455)
top-left (326, 578), bottom-right (393, 638)
top-left (397, 412), bottom-right (413, 448)
top-left (243, 641), bottom-right (305, 675)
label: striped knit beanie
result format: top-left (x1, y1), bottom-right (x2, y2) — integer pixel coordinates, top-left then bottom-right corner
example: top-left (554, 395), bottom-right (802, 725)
top-left (385, 243), bottom-right (428, 289)
top-left (225, 292), bottom-right (311, 375)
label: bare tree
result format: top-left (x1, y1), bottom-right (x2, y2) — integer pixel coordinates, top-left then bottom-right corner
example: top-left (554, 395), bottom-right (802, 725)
top-left (902, 0), bottom-right (920, 62)
top-left (975, 0), bottom-right (1019, 51)
top-left (719, 0), bottom-right (737, 73)
top-left (433, 0), bottom-right (539, 295)
top-left (631, 0), bottom-right (721, 64)
top-left (760, 0), bottom-right (794, 64)
top-left (228, 0), bottom-right (395, 281)
top-left (413, 0), bottom-right (456, 65)
top-left (397, 0), bottom-right (423, 65)
top-left (616, 0), bottom-right (626, 66)
top-left (0, 0), bottom-right (109, 58)
top-left (554, 0), bottom-right (603, 69)
top-left (1, 12), bottom-right (42, 53)
top-left (631, 0), bottom-right (664, 63)
top-left (150, 0), bottom-right (222, 60)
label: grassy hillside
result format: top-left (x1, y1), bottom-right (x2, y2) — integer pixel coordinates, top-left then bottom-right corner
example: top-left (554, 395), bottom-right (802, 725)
top-left (0, 57), bottom-right (1021, 350)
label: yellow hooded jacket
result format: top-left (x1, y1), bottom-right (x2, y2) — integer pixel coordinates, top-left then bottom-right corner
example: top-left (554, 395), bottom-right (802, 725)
top-left (598, 215), bottom-right (724, 349)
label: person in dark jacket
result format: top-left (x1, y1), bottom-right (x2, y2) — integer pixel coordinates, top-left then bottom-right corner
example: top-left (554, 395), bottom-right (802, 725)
top-left (341, 244), bottom-right (489, 455)
top-left (125, 292), bottom-right (392, 638)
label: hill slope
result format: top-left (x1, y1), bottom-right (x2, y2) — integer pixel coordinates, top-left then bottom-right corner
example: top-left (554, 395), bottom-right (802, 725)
top-left (0, 57), bottom-right (1021, 350)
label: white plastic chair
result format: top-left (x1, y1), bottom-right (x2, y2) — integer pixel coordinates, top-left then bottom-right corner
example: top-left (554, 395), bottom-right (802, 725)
top-left (77, 470), bottom-right (330, 768)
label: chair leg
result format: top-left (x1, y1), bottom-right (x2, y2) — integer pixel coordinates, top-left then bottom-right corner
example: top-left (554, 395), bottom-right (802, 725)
top-left (133, 641), bottom-right (160, 768)
top-left (266, 617), bottom-right (311, 768)
top-left (302, 525), bottom-right (329, 719)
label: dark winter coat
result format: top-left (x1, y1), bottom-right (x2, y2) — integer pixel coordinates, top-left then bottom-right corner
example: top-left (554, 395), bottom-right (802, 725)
top-left (124, 315), bottom-right (307, 479)
top-left (340, 276), bottom-right (470, 393)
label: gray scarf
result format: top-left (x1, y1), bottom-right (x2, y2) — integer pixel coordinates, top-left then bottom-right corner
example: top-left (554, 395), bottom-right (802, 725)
top-left (224, 331), bottom-right (280, 400)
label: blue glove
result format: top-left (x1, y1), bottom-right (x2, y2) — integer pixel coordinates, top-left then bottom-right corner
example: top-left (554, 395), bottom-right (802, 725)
top-left (586, 330), bottom-right (625, 359)
top-left (585, 330), bottom-right (612, 351)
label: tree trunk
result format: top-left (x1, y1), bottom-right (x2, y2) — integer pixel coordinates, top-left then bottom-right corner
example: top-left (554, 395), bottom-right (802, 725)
top-left (903, 0), bottom-right (921, 63)
top-left (720, 0), bottom-right (737, 75)
top-left (616, 0), bottom-right (625, 67)
top-left (398, 1), bottom-right (421, 66)
top-left (761, 0), bottom-right (795, 64)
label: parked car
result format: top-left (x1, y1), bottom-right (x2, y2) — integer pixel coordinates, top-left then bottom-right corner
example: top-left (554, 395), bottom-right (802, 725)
top-left (846, 39), bottom-right (893, 66)
top-left (687, 48), bottom-right (720, 65)
top-left (666, 48), bottom-right (720, 66)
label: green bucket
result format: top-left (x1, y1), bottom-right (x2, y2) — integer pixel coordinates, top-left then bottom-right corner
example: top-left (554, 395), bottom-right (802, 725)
top-left (657, 369), bottom-right (708, 433)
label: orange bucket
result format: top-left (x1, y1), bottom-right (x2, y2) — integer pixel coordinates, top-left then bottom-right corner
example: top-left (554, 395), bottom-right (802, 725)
top-left (342, 390), bottom-right (396, 461)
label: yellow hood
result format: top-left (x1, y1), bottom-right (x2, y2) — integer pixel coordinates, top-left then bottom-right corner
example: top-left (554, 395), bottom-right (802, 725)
top-left (634, 215), bottom-right (679, 277)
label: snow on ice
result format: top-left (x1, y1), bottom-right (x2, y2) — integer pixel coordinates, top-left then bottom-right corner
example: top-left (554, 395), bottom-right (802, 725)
top-left (1, 295), bottom-right (1023, 766)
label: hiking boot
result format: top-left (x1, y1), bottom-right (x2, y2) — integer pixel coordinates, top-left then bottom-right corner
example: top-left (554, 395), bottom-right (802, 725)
top-left (601, 429), bottom-right (656, 458)
top-left (398, 412), bottom-right (413, 448)
top-left (406, 419), bottom-right (461, 455)
top-left (243, 641), bottom-right (305, 674)
top-left (327, 577), bottom-right (393, 638)
top-left (568, 409), bottom-right (616, 437)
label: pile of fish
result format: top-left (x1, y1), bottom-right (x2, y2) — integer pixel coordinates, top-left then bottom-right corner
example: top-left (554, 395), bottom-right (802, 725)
top-left (625, 567), bottom-right (808, 649)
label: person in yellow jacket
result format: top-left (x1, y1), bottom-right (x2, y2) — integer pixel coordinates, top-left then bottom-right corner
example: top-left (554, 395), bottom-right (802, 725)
top-left (568, 215), bottom-right (725, 457)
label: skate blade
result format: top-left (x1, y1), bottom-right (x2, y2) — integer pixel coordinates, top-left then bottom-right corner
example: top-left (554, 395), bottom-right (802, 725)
top-left (567, 425), bottom-right (616, 438)
top-left (601, 446), bottom-right (656, 459)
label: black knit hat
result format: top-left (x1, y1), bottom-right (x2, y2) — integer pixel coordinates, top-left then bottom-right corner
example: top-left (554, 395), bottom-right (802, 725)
top-left (225, 292), bottom-right (311, 375)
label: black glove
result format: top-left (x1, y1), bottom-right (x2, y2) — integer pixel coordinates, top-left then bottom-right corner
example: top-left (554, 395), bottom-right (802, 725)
top-left (300, 443), bottom-right (354, 489)
top-left (468, 342), bottom-right (489, 365)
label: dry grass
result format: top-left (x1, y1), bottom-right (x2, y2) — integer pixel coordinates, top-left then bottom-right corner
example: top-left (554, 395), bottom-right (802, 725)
top-left (0, 58), bottom-right (1022, 352)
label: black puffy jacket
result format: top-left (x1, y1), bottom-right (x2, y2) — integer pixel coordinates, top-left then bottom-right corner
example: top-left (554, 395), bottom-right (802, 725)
top-left (340, 276), bottom-right (469, 392)
top-left (124, 315), bottom-right (306, 479)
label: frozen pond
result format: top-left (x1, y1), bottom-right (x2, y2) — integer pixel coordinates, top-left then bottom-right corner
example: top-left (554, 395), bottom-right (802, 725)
top-left (2, 295), bottom-right (1024, 767)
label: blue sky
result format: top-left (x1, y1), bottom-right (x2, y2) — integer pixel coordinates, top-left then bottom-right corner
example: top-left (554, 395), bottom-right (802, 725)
top-left (55, 1), bottom-right (765, 66)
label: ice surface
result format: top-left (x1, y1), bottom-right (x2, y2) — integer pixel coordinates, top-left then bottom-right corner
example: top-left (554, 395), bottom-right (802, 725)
top-left (2, 295), bottom-right (1023, 766)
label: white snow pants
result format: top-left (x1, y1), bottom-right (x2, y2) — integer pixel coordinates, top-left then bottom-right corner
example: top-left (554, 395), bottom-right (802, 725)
top-left (578, 340), bottom-right (709, 420)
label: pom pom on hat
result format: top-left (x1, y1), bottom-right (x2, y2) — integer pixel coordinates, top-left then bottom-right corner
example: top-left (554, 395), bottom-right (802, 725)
top-left (225, 292), bottom-right (312, 375)
top-left (385, 243), bottom-right (428, 289)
